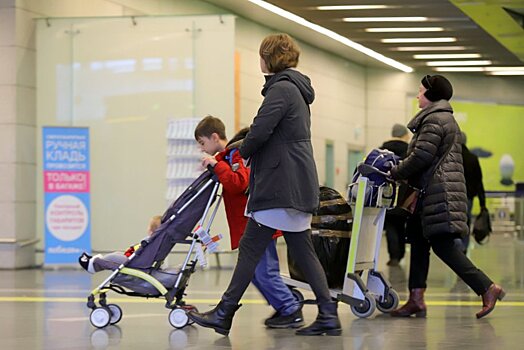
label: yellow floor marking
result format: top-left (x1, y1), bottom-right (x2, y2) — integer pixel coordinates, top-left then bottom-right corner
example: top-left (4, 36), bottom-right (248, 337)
top-left (0, 296), bottom-right (264, 304)
top-left (0, 296), bottom-right (523, 307)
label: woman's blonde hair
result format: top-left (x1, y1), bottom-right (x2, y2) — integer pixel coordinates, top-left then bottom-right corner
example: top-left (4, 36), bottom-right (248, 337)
top-left (259, 33), bottom-right (300, 73)
top-left (148, 215), bottom-right (162, 233)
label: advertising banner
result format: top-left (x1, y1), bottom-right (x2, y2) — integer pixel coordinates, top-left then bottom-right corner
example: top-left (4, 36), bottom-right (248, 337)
top-left (43, 127), bottom-right (90, 264)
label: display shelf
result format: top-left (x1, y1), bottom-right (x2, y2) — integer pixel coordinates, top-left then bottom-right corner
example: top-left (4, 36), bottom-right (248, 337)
top-left (166, 118), bottom-right (202, 201)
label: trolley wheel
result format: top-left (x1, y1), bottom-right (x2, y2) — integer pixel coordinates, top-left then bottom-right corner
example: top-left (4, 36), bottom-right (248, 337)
top-left (376, 289), bottom-right (400, 313)
top-left (290, 288), bottom-right (304, 303)
top-left (169, 308), bottom-right (189, 329)
top-left (107, 304), bottom-right (123, 325)
top-left (90, 307), bottom-right (111, 328)
top-left (350, 293), bottom-right (376, 318)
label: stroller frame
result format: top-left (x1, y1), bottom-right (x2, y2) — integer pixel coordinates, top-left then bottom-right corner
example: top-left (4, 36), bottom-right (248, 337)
top-left (86, 176), bottom-right (223, 329)
top-left (281, 176), bottom-right (400, 318)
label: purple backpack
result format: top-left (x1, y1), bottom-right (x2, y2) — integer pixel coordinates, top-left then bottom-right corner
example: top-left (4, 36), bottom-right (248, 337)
top-left (351, 149), bottom-right (400, 206)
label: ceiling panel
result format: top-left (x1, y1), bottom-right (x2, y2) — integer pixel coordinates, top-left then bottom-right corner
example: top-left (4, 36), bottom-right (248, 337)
top-left (270, 0), bottom-right (523, 69)
top-left (203, 0), bottom-right (524, 74)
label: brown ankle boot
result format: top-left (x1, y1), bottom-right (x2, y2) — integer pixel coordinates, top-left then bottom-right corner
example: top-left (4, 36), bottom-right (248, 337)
top-left (476, 283), bottom-right (505, 319)
top-left (390, 288), bottom-right (427, 318)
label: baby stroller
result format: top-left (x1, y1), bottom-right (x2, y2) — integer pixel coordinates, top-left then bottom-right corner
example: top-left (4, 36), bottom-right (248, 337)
top-left (86, 169), bottom-right (223, 329)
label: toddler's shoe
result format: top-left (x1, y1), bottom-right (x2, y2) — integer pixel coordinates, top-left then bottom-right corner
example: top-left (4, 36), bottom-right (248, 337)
top-left (78, 252), bottom-right (98, 274)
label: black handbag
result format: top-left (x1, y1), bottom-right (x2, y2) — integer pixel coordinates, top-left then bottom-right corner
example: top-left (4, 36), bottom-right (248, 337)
top-left (473, 207), bottom-right (491, 244)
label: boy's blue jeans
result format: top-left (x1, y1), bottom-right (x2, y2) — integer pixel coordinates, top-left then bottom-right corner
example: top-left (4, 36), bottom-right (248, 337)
top-left (251, 239), bottom-right (301, 316)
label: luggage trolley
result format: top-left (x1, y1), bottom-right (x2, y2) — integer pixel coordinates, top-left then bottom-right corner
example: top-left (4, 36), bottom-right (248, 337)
top-left (281, 172), bottom-right (399, 318)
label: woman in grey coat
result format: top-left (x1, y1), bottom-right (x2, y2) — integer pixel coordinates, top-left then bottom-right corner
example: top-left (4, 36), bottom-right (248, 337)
top-left (188, 33), bottom-right (341, 336)
top-left (389, 75), bottom-right (504, 319)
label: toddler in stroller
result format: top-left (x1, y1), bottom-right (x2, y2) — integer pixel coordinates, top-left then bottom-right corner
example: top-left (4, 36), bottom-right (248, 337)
top-left (78, 215), bottom-right (162, 274)
top-left (83, 170), bottom-right (224, 329)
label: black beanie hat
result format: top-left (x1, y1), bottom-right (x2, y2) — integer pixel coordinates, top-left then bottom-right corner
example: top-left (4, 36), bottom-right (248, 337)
top-left (421, 74), bottom-right (453, 102)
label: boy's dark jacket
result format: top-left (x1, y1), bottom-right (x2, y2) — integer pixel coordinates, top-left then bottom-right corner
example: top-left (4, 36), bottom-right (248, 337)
top-left (239, 68), bottom-right (319, 214)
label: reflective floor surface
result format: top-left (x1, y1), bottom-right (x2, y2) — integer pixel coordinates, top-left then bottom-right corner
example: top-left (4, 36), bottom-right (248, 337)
top-left (1, 234), bottom-right (524, 350)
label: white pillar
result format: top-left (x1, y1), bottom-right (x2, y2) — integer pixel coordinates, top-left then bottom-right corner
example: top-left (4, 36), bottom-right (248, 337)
top-left (0, 0), bottom-right (37, 268)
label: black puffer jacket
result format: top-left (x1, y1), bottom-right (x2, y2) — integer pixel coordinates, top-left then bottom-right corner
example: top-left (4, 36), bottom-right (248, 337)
top-left (390, 100), bottom-right (468, 239)
top-left (239, 68), bottom-right (319, 213)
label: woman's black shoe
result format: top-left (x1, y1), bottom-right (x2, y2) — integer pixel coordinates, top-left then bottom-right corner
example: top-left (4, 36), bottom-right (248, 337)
top-left (187, 300), bottom-right (241, 336)
top-left (296, 302), bottom-right (341, 336)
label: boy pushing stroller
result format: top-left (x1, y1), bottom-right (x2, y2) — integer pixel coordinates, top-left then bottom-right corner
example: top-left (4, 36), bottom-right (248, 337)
top-left (194, 115), bottom-right (303, 328)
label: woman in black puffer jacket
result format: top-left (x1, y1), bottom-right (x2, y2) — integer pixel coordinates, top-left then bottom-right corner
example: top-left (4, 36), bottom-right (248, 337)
top-left (389, 75), bottom-right (504, 319)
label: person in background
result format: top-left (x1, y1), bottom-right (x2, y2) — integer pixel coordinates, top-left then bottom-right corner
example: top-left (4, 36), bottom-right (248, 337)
top-left (194, 115), bottom-right (303, 329)
top-left (456, 131), bottom-right (487, 253)
top-left (389, 74), bottom-right (504, 319)
top-left (188, 33), bottom-right (341, 337)
top-left (380, 123), bottom-right (410, 266)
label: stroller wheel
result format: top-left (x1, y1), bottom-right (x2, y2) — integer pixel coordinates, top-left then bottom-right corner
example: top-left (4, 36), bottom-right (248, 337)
top-left (169, 308), bottom-right (189, 329)
top-left (107, 304), bottom-right (123, 325)
top-left (181, 305), bottom-right (198, 325)
top-left (90, 307), bottom-right (111, 328)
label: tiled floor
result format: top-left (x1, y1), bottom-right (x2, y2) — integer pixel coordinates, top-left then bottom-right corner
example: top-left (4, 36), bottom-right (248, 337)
top-left (1, 233), bottom-right (523, 349)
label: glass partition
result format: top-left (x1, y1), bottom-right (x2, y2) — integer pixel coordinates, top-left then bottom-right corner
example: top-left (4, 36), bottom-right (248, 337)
top-left (36, 15), bottom-right (234, 251)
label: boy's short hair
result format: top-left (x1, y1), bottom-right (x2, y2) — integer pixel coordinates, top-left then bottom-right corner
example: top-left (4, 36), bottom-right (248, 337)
top-left (194, 115), bottom-right (227, 141)
top-left (259, 33), bottom-right (300, 74)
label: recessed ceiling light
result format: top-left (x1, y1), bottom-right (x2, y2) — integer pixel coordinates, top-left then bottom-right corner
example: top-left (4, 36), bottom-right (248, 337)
top-left (366, 27), bottom-right (444, 32)
top-left (382, 37), bottom-right (457, 43)
top-left (485, 66), bottom-right (524, 72)
top-left (390, 46), bottom-right (467, 51)
top-left (343, 17), bottom-right (428, 22)
top-left (317, 5), bottom-right (390, 10)
top-left (247, 0), bottom-right (413, 73)
top-left (434, 67), bottom-right (485, 72)
top-left (426, 60), bottom-right (492, 66)
top-left (488, 71), bottom-right (524, 75)
top-left (414, 53), bottom-right (481, 59)
top-left (434, 66), bottom-right (524, 74)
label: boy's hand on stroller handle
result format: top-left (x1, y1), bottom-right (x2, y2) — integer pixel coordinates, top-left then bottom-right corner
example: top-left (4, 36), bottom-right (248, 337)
top-left (201, 155), bottom-right (217, 168)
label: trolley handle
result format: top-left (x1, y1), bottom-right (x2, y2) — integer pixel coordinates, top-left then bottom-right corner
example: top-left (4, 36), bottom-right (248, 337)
top-left (357, 163), bottom-right (391, 180)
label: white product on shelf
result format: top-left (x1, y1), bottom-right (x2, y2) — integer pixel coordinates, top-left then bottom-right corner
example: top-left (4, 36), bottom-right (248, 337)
top-left (166, 117), bottom-right (204, 202)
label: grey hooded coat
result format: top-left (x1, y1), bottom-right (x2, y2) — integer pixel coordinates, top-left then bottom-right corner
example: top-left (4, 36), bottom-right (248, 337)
top-left (239, 68), bottom-right (319, 214)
